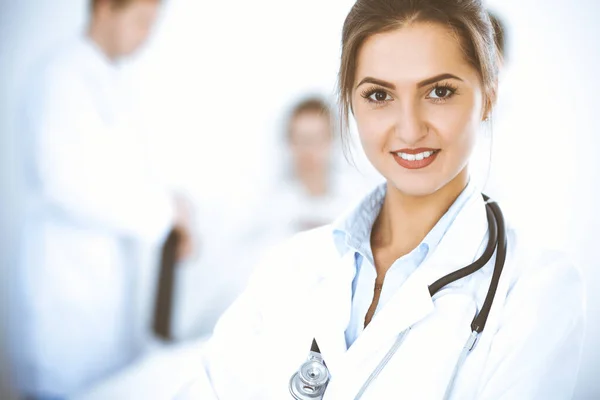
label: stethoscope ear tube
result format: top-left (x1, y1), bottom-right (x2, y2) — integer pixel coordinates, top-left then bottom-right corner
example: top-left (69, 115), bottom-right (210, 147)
top-left (427, 194), bottom-right (508, 334)
top-left (444, 198), bottom-right (508, 400)
top-left (428, 198), bottom-right (498, 297)
top-left (471, 198), bottom-right (507, 333)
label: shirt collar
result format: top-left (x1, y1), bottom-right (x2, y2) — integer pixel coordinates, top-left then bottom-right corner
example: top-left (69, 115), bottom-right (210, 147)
top-left (332, 179), bottom-right (477, 262)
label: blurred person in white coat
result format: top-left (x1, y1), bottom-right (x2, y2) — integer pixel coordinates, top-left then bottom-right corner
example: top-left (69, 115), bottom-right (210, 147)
top-left (177, 0), bottom-right (585, 399)
top-left (255, 97), bottom-right (368, 246)
top-left (10, 0), bottom-right (193, 398)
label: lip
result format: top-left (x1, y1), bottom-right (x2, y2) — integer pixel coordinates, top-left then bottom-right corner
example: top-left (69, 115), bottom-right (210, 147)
top-left (392, 147), bottom-right (438, 154)
top-left (392, 148), bottom-right (440, 170)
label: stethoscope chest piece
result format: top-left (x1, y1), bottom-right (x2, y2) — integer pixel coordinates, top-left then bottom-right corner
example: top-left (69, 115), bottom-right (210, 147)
top-left (289, 351), bottom-right (330, 399)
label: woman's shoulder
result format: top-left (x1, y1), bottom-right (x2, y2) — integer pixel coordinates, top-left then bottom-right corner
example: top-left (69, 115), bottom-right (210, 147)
top-left (505, 224), bottom-right (584, 301)
top-left (243, 226), bottom-right (341, 304)
top-left (260, 225), bottom-right (339, 269)
top-left (492, 219), bottom-right (586, 355)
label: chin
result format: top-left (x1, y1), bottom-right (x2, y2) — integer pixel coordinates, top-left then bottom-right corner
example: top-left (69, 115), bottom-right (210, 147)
top-left (121, 48), bottom-right (139, 57)
top-left (119, 43), bottom-right (143, 58)
top-left (386, 175), bottom-right (447, 198)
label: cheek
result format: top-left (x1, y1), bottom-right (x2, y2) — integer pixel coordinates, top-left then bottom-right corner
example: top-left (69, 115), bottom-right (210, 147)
top-left (354, 103), bottom-right (394, 151)
top-left (117, 20), bottom-right (146, 49)
top-left (112, 20), bottom-right (132, 49)
top-left (429, 105), bottom-right (479, 160)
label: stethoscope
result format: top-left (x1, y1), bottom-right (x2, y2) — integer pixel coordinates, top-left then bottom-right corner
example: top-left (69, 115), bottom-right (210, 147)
top-left (290, 194), bottom-right (507, 400)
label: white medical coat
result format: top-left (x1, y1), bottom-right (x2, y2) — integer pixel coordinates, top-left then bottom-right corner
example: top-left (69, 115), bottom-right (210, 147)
top-left (248, 174), bottom-right (368, 252)
top-left (178, 190), bottom-right (585, 399)
top-left (13, 36), bottom-right (175, 396)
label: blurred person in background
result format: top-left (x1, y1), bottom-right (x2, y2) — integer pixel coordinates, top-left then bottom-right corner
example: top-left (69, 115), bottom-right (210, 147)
top-left (67, 97), bottom-right (372, 399)
top-left (255, 97), bottom-right (366, 245)
top-left (10, 0), bottom-right (194, 398)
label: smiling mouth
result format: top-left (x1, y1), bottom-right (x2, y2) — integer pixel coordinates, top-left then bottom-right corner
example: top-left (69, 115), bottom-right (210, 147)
top-left (391, 149), bottom-right (440, 169)
top-left (394, 149), bottom-right (439, 161)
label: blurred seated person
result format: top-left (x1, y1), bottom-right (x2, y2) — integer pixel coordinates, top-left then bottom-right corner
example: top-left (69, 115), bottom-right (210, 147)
top-left (258, 97), bottom-right (366, 241)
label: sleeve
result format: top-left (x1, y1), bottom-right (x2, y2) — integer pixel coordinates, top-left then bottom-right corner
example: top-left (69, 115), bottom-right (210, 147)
top-left (174, 239), bottom-right (299, 399)
top-left (23, 66), bottom-right (175, 243)
top-left (474, 249), bottom-right (586, 399)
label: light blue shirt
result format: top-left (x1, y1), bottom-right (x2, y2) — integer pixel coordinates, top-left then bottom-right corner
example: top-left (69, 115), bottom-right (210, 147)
top-left (332, 181), bottom-right (476, 348)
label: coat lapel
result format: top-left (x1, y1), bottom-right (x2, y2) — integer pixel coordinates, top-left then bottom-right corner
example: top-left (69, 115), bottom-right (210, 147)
top-left (312, 251), bottom-right (356, 376)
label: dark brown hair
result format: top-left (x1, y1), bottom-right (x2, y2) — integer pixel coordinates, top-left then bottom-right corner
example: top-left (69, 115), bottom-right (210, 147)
top-left (338, 0), bottom-right (500, 146)
top-left (488, 10), bottom-right (506, 60)
top-left (287, 97), bottom-right (333, 142)
top-left (91, 0), bottom-right (159, 11)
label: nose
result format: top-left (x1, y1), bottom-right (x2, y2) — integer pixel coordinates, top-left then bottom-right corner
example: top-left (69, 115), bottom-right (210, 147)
top-left (394, 100), bottom-right (427, 145)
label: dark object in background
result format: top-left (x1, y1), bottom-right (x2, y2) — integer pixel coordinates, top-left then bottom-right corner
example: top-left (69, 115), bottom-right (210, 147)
top-left (152, 228), bottom-right (181, 341)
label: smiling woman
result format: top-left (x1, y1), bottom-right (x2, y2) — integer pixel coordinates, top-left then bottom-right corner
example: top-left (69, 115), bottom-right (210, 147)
top-left (176, 1), bottom-right (585, 399)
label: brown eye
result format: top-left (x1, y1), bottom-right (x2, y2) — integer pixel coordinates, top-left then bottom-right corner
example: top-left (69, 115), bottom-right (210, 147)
top-left (428, 85), bottom-right (455, 100)
top-left (375, 91), bottom-right (387, 101)
top-left (435, 87), bottom-right (449, 98)
top-left (367, 90), bottom-right (391, 103)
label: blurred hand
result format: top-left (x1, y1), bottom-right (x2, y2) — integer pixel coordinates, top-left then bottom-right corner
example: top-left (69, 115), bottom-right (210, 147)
top-left (173, 194), bottom-right (196, 262)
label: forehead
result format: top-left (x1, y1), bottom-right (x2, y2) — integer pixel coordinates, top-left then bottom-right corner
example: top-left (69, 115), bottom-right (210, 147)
top-left (292, 111), bottom-right (330, 128)
top-left (355, 22), bottom-right (478, 86)
top-left (117, 0), bottom-right (159, 13)
top-left (290, 112), bottom-right (331, 136)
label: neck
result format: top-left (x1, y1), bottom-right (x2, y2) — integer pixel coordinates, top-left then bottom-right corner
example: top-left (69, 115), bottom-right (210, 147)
top-left (87, 20), bottom-right (116, 61)
top-left (297, 168), bottom-right (329, 197)
top-left (372, 169), bottom-right (469, 254)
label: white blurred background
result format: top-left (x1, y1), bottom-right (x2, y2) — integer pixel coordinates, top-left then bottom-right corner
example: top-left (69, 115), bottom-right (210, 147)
top-left (1, 0), bottom-right (599, 398)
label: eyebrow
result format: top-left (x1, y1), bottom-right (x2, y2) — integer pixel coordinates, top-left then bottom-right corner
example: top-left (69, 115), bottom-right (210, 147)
top-left (356, 73), bottom-right (463, 90)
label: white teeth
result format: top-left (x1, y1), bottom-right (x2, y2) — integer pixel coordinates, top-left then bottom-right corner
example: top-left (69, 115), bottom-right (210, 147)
top-left (397, 150), bottom-right (435, 161)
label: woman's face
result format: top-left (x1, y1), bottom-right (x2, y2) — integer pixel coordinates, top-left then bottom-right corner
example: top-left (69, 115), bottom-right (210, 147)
top-left (352, 22), bottom-right (486, 197)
